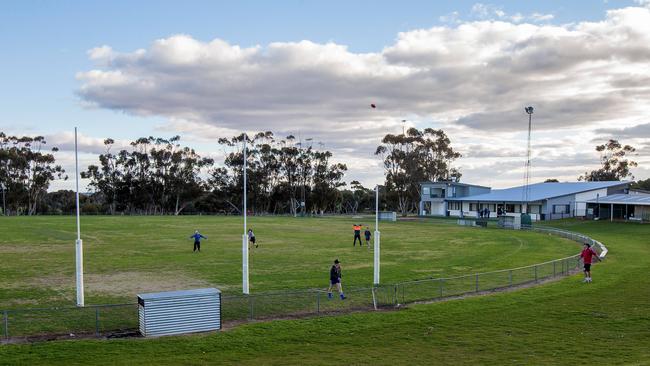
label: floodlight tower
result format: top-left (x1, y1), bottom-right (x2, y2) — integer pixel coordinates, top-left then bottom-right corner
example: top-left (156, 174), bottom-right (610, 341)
top-left (522, 106), bottom-right (534, 213)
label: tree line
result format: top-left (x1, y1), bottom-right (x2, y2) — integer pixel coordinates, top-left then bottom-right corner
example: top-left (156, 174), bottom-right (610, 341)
top-left (1, 129), bottom-right (642, 216)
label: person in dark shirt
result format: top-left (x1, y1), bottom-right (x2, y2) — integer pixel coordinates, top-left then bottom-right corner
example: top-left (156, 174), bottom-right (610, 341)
top-left (248, 229), bottom-right (257, 248)
top-left (190, 230), bottom-right (207, 252)
top-left (327, 259), bottom-right (346, 300)
top-left (364, 227), bottom-right (372, 247)
top-left (353, 224), bottom-right (362, 246)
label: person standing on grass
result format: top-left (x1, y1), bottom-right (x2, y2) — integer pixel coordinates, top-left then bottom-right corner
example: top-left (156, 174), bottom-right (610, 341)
top-left (190, 230), bottom-right (207, 252)
top-left (248, 228), bottom-right (257, 248)
top-left (364, 226), bottom-right (372, 247)
top-left (580, 243), bottom-right (601, 283)
top-left (327, 259), bottom-right (346, 300)
top-left (353, 224), bottom-right (362, 246)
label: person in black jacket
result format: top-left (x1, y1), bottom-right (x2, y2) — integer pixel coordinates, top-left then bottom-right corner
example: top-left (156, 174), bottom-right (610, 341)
top-left (364, 226), bottom-right (372, 247)
top-left (327, 259), bottom-right (346, 300)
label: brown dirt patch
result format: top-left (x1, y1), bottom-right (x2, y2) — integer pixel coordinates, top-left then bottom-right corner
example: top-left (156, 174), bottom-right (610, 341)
top-left (84, 271), bottom-right (220, 297)
top-left (0, 244), bottom-right (66, 254)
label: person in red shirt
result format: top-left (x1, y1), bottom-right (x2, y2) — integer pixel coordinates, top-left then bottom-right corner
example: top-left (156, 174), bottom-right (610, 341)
top-left (580, 243), bottom-right (601, 283)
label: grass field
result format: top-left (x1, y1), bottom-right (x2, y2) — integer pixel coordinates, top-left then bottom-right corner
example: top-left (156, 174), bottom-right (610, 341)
top-left (0, 219), bottom-right (648, 365)
top-left (0, 216), bottom-right (578, 309)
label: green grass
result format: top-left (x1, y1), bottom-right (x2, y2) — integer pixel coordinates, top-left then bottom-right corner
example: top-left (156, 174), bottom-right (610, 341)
top-left (0, 216), bottom-right (577, 308)
top-left (0, 221), bottom-right (650, 365)
top-left (3, 219), bottom-right (648, 365)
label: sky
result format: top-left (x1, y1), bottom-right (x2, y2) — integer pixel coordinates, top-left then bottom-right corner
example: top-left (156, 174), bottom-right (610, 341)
top-left (1, 0), bottom-right (649, 191)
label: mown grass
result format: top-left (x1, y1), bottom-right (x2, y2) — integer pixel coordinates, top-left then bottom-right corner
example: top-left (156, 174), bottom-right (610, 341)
top-left (0, 215), bottom-right (577, 308)
top-left (1, 219), bottom-right (648, 365)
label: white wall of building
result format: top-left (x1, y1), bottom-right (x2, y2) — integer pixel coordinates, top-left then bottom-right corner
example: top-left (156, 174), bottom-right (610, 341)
top-left (575, 188), bottom-right (608, 216)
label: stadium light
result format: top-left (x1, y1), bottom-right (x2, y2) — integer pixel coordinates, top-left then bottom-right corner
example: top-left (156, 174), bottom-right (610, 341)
top-left (242, 133), bottom-right (249, 295)
top-left (74, 127), bottom-right (85, 307)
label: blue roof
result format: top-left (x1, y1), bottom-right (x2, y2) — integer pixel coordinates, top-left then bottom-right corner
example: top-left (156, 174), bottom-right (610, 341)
top-left (451, 181), bottom-right (629, 202)
top-left (586, 193), bottom-right (650, 205)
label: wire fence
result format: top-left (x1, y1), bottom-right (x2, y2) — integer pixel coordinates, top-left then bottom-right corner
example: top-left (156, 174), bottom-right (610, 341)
top-left (1, 225), bottom-right (602, 342)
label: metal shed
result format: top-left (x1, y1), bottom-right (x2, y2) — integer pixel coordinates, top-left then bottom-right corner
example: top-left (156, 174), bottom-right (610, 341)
top-left (138, 288), bottom-right (221, 337)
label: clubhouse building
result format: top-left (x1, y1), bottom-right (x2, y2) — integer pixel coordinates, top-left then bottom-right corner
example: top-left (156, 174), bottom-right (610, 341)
top-left (419, 180), bottom-right (645, 221)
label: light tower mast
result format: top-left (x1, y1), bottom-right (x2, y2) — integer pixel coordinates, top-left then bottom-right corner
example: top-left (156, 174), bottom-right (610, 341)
top-left (522, 106), bottom-right (534, 213)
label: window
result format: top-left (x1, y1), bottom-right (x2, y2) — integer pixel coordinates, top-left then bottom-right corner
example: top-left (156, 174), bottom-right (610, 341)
top-left (505, 204), bottom-right (515, 212)
top-left (449, 202), bottom-right (461, 210)
top-left (423, 187), bottom-right (430, 195)
top-left (469, 203), bottom-right (477, 211)
top-left (529, 205), bottom-right (541, 214)
top-left (553, 205), bottom-right (570, 214)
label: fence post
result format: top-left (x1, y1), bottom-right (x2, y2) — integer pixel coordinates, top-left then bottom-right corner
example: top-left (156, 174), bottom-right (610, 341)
top-left (3, 310), bottom-right (7, 340)
top-left (394, 285), bottom-right (398, 305)
top-left (553, 261), bottom-right (556, 277)
top-left (95, 307), bottom-right (100, 337)
top-left (249, 296), bottom-right (254, 321)
top-left (475, 274), bottom-right (479, 292)
top-left (534, 265), bottom-right (538, 282)
top-left (316, 291), bottom-right (320, 315)
top-left (439, 279), bottom-right (444, 298)
top-left (509, 270), bottom-right (513, 286)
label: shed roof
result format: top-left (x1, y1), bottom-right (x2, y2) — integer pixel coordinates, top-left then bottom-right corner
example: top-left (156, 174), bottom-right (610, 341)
top-left (138, 288), bottom-right (221, 301)
top-left (586, 193), bottom-right (650, 205)
top-left (450, 181), bottom-right (628, 202)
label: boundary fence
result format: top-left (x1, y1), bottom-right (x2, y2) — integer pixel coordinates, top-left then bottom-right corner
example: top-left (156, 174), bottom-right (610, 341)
top-left (1, 225), bottom-right (606, 342)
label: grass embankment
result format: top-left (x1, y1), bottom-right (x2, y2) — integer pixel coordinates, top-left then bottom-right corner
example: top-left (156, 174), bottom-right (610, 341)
top-left (1, 220), bottom-right (648, 365)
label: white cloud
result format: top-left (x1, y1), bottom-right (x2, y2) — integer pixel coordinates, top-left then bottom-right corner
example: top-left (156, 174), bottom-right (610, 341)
top-left (439, 11), bottom-right (461, 24)
top-left (469, 3), bottom-right (553, 23)
top-left (73, 5), bottom-right (650, 188)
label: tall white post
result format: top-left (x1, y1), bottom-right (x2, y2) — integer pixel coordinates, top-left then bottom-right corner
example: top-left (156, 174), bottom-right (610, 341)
top-left (374, 185), bottom-right (381, 285)
top-left (74, 127), bottom-right (84, 307)
top-left (242, 134), bottom-right (249, 294)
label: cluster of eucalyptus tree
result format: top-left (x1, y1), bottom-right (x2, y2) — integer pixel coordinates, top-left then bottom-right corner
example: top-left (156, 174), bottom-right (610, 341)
top-left (212, 132), bottom-right (348, 215)
top-left (81, 136), bottom-right (213, 215)
top-left (76, 132), bottom-right (352, 215)
top-left (0, 132), bottom-right (67, 215)
top-left (375, 128), bottom-right (462, 216)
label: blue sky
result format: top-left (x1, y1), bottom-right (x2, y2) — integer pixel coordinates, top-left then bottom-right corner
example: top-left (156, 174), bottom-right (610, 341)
top-left (1, 0), bottom-right (648, 189)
